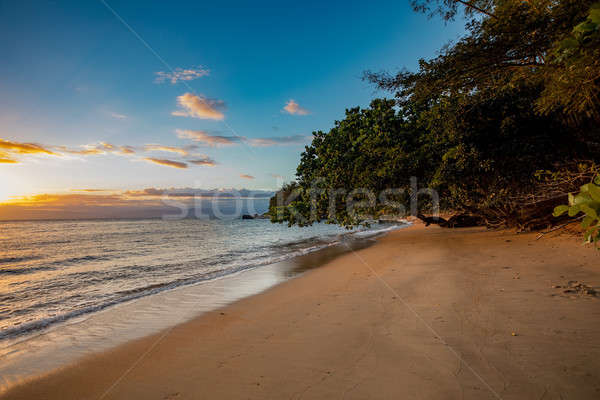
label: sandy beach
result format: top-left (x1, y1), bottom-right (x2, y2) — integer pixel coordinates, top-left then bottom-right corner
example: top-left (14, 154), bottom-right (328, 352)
top-left (3, 223), bottom-right (600, 400)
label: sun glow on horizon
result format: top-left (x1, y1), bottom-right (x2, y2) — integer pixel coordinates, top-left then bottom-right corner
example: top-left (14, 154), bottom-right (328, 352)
top-left (0, 171), bottom-right (38, 203)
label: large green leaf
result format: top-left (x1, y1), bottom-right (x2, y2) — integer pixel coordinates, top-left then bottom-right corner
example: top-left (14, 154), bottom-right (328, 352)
top-left (568, 205), bottom-right (581, 217)
top-left (580, 204), bottom-right (599, 220)
top-left (588, 183), bottom-right (600, 202)
top-left (582, 216), bottom-right (596, 229)
top-left (553, 205), bottom-right (569, 217)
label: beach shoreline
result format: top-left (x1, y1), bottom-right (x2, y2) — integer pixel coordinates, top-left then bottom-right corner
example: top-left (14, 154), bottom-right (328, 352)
top-left (3, 223), bottom-right (600, 399)
top-left (0, 222), bottom-right (393, 392)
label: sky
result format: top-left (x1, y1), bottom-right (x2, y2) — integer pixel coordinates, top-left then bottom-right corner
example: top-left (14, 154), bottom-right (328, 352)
top-left (0, 0), bottom-right (464, 218)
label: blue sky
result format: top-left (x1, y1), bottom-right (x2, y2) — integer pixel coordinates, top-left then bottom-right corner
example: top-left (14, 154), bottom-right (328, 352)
top-left (0, 0), bottom-right (464, 201)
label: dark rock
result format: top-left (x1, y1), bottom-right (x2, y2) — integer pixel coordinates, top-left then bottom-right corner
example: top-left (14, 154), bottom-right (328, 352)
top-left (417, 213), bottom-right (485, 228)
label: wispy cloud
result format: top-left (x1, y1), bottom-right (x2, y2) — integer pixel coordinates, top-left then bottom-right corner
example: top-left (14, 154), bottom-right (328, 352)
top-left (283, 99), bottom-right (310, 115)
top-left (99, 142), bottom-right (116, 150)
top-left (240, 174), bottom-right (255, 180)
top-left (188, 156), bottom-right (217, 167)
top-left (144, 158), bottom-right (188, 169)
top-left (269, 173), bottom-right (284, 179)
top-left (56, 143), bottom-right (112, 156)
top-left (109, 112), bottom-right (127, 120)
top-left (55, 142), bottom-right (137, 157)
top-left (123, 187), bottom-right (273, 198)
top-left (119, 145), bottom-right (136, 155)
top-left (172, 93), bottom-right (225, 120)
top-left (0, 156), bottom-right (19, 164)
top-left (155, 66), bottom-right (210, 84)
top-left (176, 129), bottom-right (240, 146)
top-left (144, 144), bottom-right (196, 156)
top-left (246, 135), bottom-right (307, 147)
top-left (0, 188), bottom-right (276, 220)
top-left (176, 130), bottom-right (308, 148)
top-left (70, 188), bottom-right (115, 193)
top-left (57, 146), bottom-right (105, 155)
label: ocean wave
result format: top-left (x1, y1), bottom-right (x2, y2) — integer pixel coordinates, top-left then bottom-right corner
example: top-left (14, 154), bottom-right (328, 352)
top-left (0, 265), bottom-right (57, 275)
top-left (0, 256), bottom-right (39, 265)
top-left (351, 224), bottom-right (407, 238)
top-left (0, 221), bottom-right (407, 342)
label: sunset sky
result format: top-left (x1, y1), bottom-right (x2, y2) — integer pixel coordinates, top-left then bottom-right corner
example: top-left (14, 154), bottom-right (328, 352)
top-left (0, 0), bottom-right (463, 217)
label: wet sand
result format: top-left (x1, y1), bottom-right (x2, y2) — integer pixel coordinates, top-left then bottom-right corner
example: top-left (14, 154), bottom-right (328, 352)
top-left (3, 223), bottom-right (600, 399)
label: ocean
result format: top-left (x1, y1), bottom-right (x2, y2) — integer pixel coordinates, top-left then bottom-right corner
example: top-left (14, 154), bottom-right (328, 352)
top-left (0, 218), bottom-right (404, 347)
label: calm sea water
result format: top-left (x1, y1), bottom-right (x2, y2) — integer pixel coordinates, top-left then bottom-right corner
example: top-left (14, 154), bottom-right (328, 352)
top-left (0, 218), bottom-right (402, 343)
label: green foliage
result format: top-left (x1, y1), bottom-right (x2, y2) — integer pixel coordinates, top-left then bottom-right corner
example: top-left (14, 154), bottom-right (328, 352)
top-left (270, 99), bottom-right (431, 227)
top-left (368, 0), bottom-right (600, 125)
top-left (540, 2), bottom-right (600, 120)
top-left (271, 0), bottom-right (600, 231)
top-left (553, 176), bottom-right (600, 245)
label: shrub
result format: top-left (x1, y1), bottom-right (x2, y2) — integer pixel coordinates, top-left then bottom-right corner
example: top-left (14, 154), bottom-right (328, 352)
top-left (553, 175), bottom-right (600, 245)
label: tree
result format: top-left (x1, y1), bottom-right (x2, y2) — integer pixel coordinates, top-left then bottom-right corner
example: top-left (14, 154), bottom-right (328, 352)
top-left (270, 0), bottom-right (600, 229)
top-left (270, 99), bottom-right (435, 227)
top-left (369, 1), bottom-right (599, 124)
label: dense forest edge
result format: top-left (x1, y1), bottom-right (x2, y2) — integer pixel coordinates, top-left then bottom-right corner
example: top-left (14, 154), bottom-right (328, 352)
top-left (269, 0), bottom-right (600, 245)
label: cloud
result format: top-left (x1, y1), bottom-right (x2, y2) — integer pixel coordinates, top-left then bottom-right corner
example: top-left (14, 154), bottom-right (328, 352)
top-left (189, 156), bottom-right (216, 167)
top-left (269, 173), bottom-right (284, 179)
top-left (175, 130), bottom-right (308, 148)
top-left (0, 188), bottom-right (275, 220)
top-left (172, 93), bottom-right (225, 120)
top-left (155, 66), bottom-right (210, 84)
top-left (109, 112), bottom-right (127, 120)
top-left (99, 142), bottom-right (116, 150)
top-left (124, 188), bottom-right (274, 198)
top-left (0, 157), bottom-right (18, 164)
top-left (144, 144), bottom-right (196, 156)
top-left (246, 135), bottom-right (308, 147)
top-left (71, 188), bottom-right (114, 192)
top-left (144, 158), bottom-right (188, 169)
top-left (176, 129), bottom-right (240, 146)
top-left (0, 139), bottom-right (56, 155)
top-left (55, 142), bottom-right (138, 157)
top-left (240, 174), bottom-right (255, 180)
top-left (283, 99), bottom-right (310, 115)
top-left (119, 146), bottom-right (136, 155)
top-left (56, 145), bottom-right (106, 155)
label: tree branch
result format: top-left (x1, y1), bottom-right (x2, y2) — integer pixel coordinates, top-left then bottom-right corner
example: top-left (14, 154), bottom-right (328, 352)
top-left (455, 0), bottom-right (498, 19)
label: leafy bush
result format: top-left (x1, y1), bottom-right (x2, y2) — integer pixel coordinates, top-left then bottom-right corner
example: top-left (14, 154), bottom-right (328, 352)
top-left (553, 176), bottom-right (600, 245)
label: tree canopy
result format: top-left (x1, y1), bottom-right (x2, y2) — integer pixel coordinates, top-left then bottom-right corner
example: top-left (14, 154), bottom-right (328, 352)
top-left (270, 0), bottom-right (600, 229)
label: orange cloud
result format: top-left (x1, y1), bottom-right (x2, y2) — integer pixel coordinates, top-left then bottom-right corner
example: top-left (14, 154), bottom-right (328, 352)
top-left (172, 93), bottom-right (225, 120)
top-left (123, 187), bottom-right (273, 198)
top-left (0, 188), bottom-right (275, 220)
top-left (56, 145), bottom-right (105, 155)
top-left (240, 174), bottom-right (255, 179)
top-left (144, 144), bottom-right (194, 156)
top-left (0, 138), bottom-right (56, 155)
top-left (144, 158), bottom-right (188, 169)
top-left (99, 142), bottom-right (116, 150)
top-left (71, 189), bottom-right (115, 193)
top-left (283, 99), bottom-right (310, 115)
top-left (56, 142), bottom-right (137, 157)
top-left (119, 146), bottom-right (136, 155)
